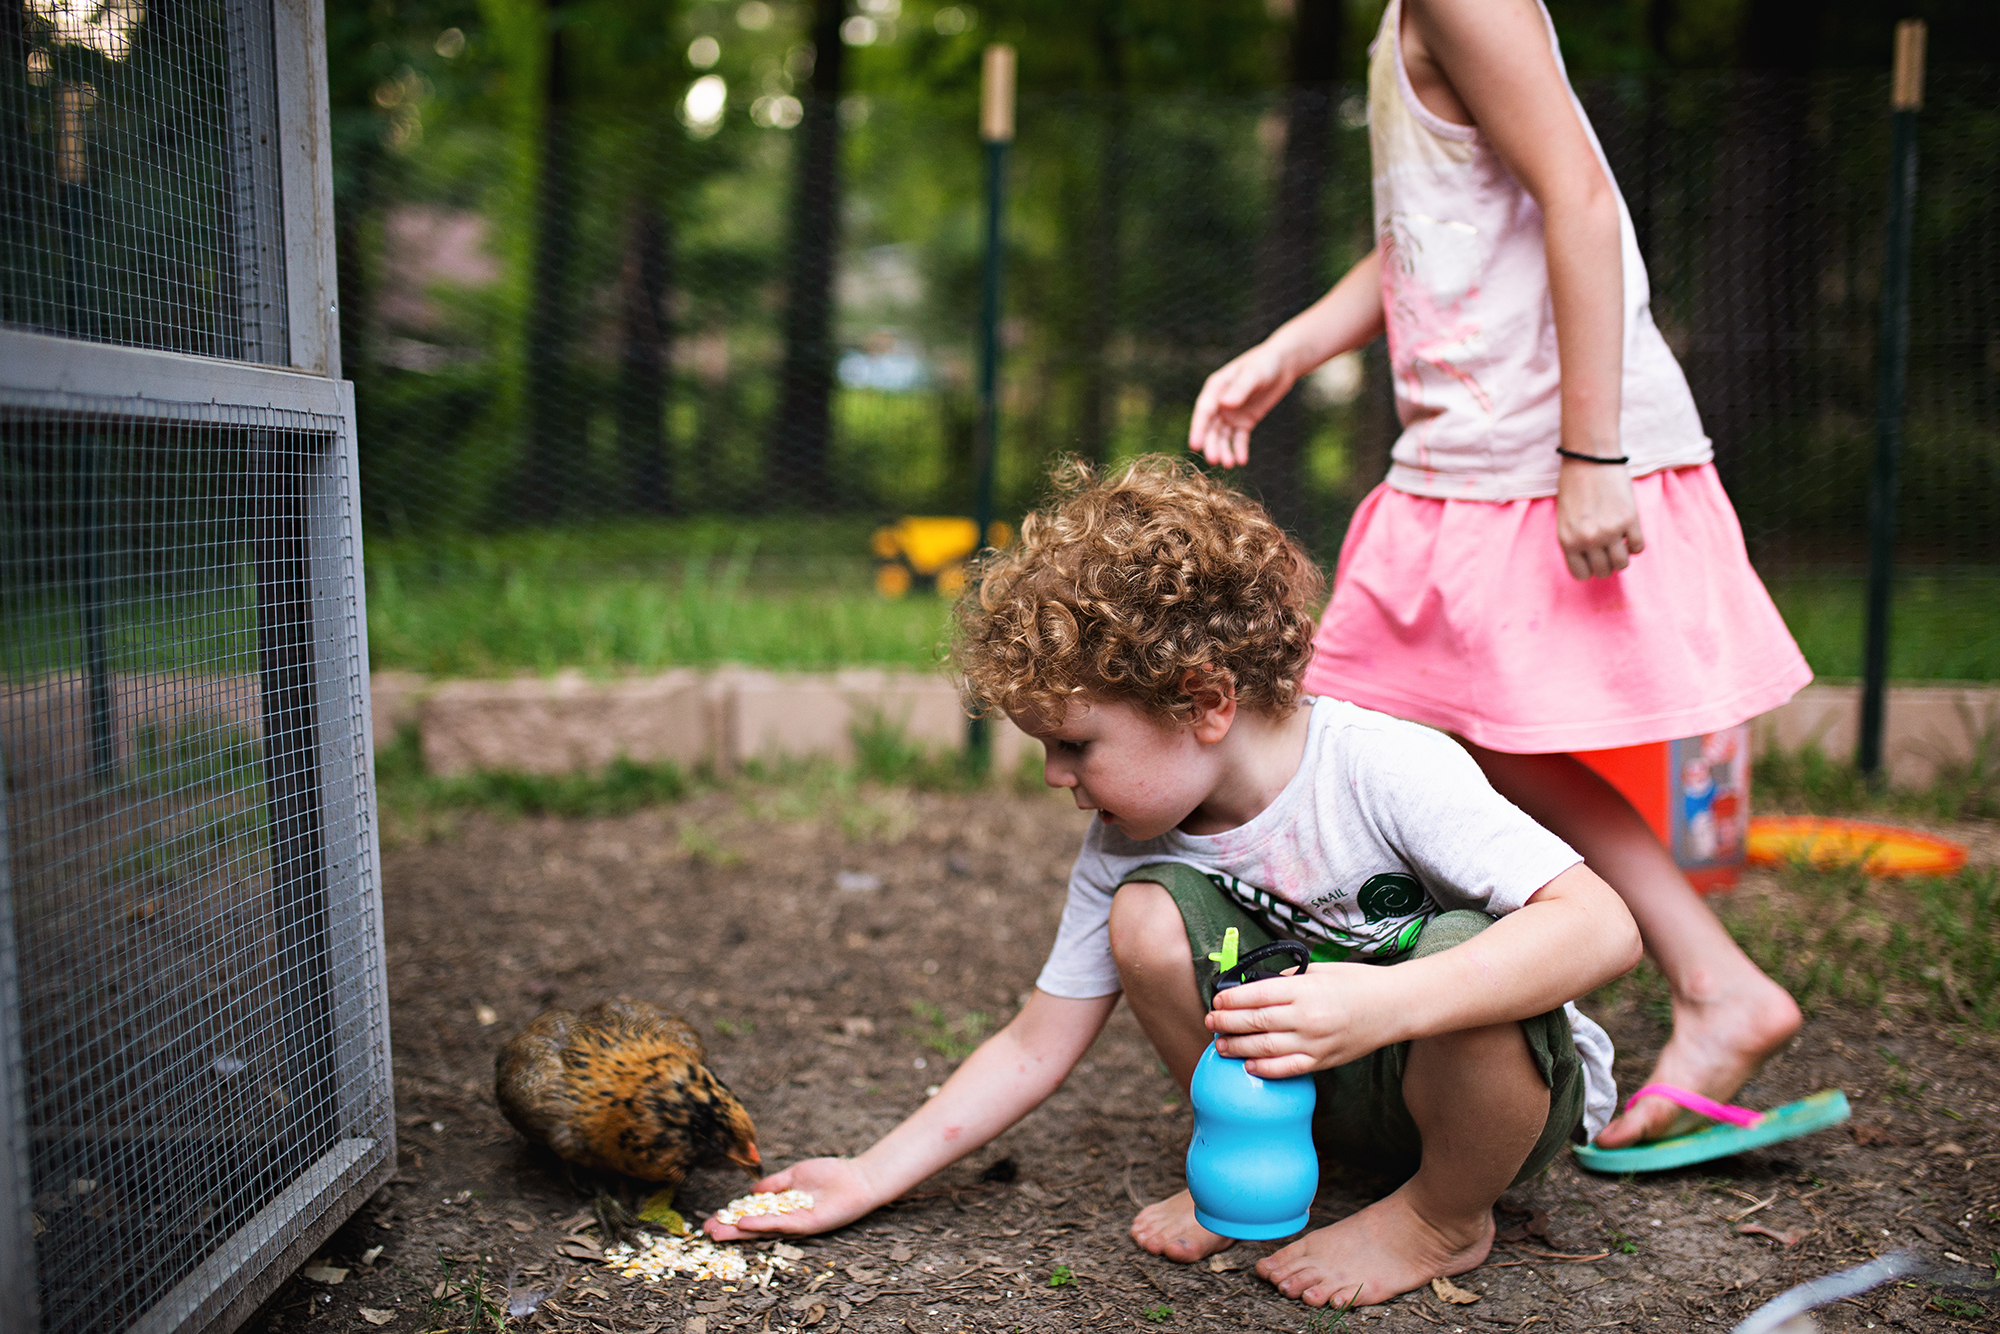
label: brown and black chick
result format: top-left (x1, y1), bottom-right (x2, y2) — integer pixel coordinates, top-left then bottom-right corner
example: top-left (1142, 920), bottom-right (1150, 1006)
top-left (495, 998), bottom-right (761, 1189)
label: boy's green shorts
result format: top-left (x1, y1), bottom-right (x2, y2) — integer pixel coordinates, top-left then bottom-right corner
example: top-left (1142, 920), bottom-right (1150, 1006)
top-left (1125, 863), bottom-right (1587, 1187)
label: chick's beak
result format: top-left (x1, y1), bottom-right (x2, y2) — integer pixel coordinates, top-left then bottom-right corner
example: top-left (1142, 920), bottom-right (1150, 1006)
top-left (728, 1142), bottom-right (762, 1173)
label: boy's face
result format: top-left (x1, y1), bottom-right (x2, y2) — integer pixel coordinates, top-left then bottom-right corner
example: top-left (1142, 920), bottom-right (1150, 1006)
top-left (1012, 694), bottom-right (1217, 842)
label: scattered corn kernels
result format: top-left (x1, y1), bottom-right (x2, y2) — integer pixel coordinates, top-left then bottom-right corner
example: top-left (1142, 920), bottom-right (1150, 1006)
top-left (712, 1189), bottom-right (815, 1225)
top-left (602, 1231), bottom-right (797, 1285)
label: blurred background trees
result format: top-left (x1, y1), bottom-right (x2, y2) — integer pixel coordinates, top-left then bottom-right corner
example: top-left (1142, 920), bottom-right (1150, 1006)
top-left (324, 0), bottom-right (2000, 680)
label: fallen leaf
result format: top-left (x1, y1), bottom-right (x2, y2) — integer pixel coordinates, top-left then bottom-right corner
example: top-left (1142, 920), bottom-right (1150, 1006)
top-left (359, 1245), bottom-right (384, 1266)
top-left (1913, 1222), bottom-right (1946, 1244)
top-left (302, 1263), bottom-right (348, 1285)
top-left (1205, 1252), bottom-right (1250, 1273)
top-left (887, 1243), bottom-right (914, 1263)
top-left (358, 1310), bottom-right (394, 1326)
top-left (1852, 1122), bottom-right (1894, 1146)
top-left (803, 1301), bottom-right (827, 1327)
top-left (1737, 1222), bottom-right (1802, 1247)
top-left (559, 1240), bottom-right (603, 1260)
top-left (639, 1189), bottom-right (689, 1235)
top-left (1431, 1276), bottom-right (1480, 1305)
top-left (686, 1319), bottom-right (708, 1334)
top-left (845, 1264), bottom-right (884, 1284)
top-left (773, 1243), bottom-right (806, 1261)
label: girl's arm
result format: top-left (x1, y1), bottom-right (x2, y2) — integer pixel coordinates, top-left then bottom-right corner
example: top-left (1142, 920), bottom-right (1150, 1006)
top-left (1188, 248), bottom-right (1385, 469)
top-left (705, 989), bottom-right (1119, 1238)
top-left (1206, 862), bottom-right (1641, 1077)
top-left (1406, 0), bottom-right (1644, 580)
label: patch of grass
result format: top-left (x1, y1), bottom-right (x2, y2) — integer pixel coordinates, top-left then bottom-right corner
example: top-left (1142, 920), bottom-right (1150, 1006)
top-left (1047, 1263), bottom-right (1074, 1288)
top-left (1606, 1228), bottom-right (1640, 1255)
top-left (373, 724), bottom-right (691, 840)
top-left (1754, 729), bottom-right (2000, 822)
top-left (365, 523), bottom-right (954, 676)
top-left (908, 999), bottom-right (991, 1060)
top-left (1926, 1291), bottom-right (1988, 1320)
top-left (851, 709), bottom-right (984, 792)
top-left (1718, 858), bottom-right (2000, 1027)
top-left (129, 716), bottom-right (264, 797)
top-left (1768, 571), bottom-right (2000, 682)
top-left (421, 1250), bottom-right (509, 1332)
top-left (1143, 1303), bottom-right (1173, 1322)
top-left (1306, 1298), bottom-right (1357, 1333)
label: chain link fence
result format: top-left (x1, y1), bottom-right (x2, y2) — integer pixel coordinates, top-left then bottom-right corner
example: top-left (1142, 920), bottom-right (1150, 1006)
top-left (343, 70), bottom-right (1998, 682)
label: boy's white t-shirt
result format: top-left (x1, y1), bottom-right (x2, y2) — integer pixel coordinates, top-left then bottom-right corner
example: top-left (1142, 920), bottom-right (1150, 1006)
top-left (1035, 696), bottom-right (1618, 1139)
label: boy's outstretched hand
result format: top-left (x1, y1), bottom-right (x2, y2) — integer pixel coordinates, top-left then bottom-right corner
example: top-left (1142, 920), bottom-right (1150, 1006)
top-left (702, 1158), bottom-right (877, 1241)
top-left (1205, 962), bottom-right (1398, 1079)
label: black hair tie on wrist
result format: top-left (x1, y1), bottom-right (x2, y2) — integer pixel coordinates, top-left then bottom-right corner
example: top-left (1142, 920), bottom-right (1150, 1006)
top-left (1556, 447), bottom-right (1631, 464)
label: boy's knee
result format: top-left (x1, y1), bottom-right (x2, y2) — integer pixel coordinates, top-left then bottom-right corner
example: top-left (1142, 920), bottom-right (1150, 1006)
top-left (1108, 881), bottom-right (1190, 971)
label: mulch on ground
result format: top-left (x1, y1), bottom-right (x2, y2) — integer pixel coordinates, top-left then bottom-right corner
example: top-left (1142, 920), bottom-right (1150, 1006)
top-left (245, 787), bottom-right (2000, 1332)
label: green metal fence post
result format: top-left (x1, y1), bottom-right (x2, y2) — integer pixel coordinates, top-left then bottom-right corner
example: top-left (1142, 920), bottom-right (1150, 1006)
top-left (968, 43), bottom-right (1014, 771)
top-left (1859, 19), bottom-right (1925, 782)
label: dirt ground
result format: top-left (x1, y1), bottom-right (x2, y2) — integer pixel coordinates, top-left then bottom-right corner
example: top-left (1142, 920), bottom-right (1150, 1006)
top-left (246, 786), bottom-right (2000, 1333)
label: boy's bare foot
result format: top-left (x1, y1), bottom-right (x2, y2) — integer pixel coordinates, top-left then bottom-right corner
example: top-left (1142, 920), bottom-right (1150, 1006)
top-left (1131, 1190), bottom-right (1236, 1264)
top-left (1256, 1184), bottom-right (1493, 1307)
top-left (1594, 974), bottom-right (1802, 1148)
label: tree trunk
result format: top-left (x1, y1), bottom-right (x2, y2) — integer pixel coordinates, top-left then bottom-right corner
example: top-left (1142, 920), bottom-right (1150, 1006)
top-left (1244, 0), bottom-right (1339, 543)
top-left (617, 195), bottom-right (672, 513)
top-left (768, 0), bottom-right (846, 507)
top-left (520, 0), bottom-right (578, 523)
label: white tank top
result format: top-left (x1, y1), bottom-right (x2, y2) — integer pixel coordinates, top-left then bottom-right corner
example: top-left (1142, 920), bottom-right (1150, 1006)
top-left (1371, 0), bottom-right (1712, 500)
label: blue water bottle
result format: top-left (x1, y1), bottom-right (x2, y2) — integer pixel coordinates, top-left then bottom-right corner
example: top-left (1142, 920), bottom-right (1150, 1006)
top-left (1185, 932), bottom-right (1318, 1239)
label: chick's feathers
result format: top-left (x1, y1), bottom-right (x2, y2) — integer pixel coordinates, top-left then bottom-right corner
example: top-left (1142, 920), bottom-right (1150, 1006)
top-left (495, 998), bottom-right (759, 1186)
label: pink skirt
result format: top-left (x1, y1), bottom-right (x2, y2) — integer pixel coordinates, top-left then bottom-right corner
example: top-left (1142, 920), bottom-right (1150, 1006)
top-left (1302, 464), bottom-right (1812, 754)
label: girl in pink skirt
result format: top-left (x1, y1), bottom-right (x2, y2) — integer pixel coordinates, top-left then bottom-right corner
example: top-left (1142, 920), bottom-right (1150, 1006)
top-left (1191, 0), bottom-right (1811, 1150)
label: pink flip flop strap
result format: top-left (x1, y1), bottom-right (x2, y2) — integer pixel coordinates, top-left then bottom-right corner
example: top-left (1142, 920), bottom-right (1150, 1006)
top-left (1623, 1082), bottom-right (1764, 1127)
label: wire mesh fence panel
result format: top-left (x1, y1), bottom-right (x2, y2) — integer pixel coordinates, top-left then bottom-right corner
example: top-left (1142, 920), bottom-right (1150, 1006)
top-left (1, 0), bottom-right (288, 362)
top-left (0, 393), bottom-right (387, 1334)
top-left (1585, 70), bottom-right (2000, 680)
top-left (0, 394), bottom-right (388, 1334)
top-left (343, 71), bottom-right (1998, 682)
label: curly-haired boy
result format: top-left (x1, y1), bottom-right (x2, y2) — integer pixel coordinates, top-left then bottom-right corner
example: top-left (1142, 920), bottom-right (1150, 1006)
top-left (711, 457), bottom-right (1641, 1308)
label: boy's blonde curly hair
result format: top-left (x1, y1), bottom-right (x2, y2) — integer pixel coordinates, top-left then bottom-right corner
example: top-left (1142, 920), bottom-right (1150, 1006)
top-left (953, 455), bottom-right (1324, 727)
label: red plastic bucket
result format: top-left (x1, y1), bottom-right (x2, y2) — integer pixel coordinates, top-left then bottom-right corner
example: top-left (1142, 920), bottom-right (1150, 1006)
top-left (1572, 722), bottom-right (1750, 894)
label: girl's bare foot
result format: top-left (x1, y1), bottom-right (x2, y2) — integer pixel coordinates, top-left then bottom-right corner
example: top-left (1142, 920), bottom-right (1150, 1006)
top-left (1131, 1189), bottom-right (1237, 1264)
top-left (1593, 973), bottom-right (1802, 1148)
top-left (1256, 1185), bottom-right (1493, 1307)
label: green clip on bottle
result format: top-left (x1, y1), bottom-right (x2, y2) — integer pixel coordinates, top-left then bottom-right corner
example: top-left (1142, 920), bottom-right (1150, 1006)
top-left (1185, 932), bottom-right (1318, 1239)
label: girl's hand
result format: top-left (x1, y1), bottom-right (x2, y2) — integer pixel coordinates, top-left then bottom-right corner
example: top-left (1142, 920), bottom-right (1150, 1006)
top-left (1555, 459), bottom-right (1646, 580)
top-left (1188, 341), bottom-right (1299, 469)
top-left (702, 1158), bottom-right (878, 1240)
top-left (1204, 963), bottom-right (1397, 1079)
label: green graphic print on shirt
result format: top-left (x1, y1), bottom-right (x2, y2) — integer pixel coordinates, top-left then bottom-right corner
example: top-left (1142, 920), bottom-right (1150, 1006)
top-left (1203, 869), bottom-right (1436, 963)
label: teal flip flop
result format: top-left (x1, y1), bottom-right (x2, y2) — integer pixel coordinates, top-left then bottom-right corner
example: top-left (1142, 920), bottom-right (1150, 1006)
top-left (1573, 1084), bottom-right (1851, 1173)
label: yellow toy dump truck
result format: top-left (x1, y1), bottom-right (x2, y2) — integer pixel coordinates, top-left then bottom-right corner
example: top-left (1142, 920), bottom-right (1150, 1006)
top-left (871, 517), bottom-right (1014, 598)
